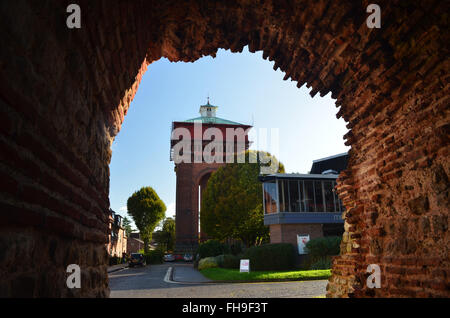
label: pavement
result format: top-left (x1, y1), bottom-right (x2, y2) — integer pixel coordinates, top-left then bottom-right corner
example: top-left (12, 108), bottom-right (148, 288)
top-left (108, 263), bottom-right (327, 298)
top-left (171, 263), bottom-right (212, 283)
top-left (107, 263), bottom-right (128, 273)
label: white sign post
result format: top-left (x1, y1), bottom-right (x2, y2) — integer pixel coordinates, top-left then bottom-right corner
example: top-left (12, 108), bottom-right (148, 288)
top-left (240, 259), bottom-right (250, 273)
top-left (297, 234), bottom-right (310, 255)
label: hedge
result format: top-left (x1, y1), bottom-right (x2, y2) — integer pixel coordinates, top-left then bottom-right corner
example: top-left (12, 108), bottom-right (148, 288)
top-left (215, 254), bottom-right (225, 268)
top-left (229, 243), bottom-right (243, 256)
top-left (214, 254), bottom-right (240, 269)
top-left (309, 257), bottom-right (332, 270)
top-left (198, 257), bottom-right (219, 270)
top-left (144, 249), bottom-right (164, 264)
top-left (197, 240), bottom-right (230, 259)
top-left (304, 236), bottom-right (341, 260)
top-left (109, 256), bottom-right (125, 266)
top-left (242, 243), bottom-right (295, 271)
top-left (222, 254), bottom-right (241, 269)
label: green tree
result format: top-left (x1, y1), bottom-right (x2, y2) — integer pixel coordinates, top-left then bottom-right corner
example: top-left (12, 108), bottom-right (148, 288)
top-left (200, 151), bottom-right (284, 247)
top-left (152, 230), bottom-right (164, 248)
top-left (122, 216), bottom-right (134, 237)
top-left (127, 187), bottom-right (166, 253)
top-left (162, 217), bottom-right (176, 251)
top-left (154, 217), bottom-right (176, 252)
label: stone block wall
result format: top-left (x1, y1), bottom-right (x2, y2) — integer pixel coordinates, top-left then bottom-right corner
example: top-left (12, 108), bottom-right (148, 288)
top-left (0, 0), bottom-right (448, 297)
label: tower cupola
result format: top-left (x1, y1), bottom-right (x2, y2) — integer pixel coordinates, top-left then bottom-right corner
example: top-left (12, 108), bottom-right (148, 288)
top-left (199, 97), bottom-right (218, 118)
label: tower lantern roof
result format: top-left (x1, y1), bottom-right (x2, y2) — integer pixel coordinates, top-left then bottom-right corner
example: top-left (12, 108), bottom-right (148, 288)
top-left (199, 97), bottom-right (218, 118)
top-left (179, 99), bottom-right (250, 126)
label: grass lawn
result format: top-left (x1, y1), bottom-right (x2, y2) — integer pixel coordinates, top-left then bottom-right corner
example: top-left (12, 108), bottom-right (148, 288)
top-left (200, 267), bottom-right (331, 282)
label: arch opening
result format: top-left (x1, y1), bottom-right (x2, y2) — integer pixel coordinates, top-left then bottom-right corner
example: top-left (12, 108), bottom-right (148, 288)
top-left (109, 47), bottom-right (350, 259)
top-left (0, 1), bottom-right (448, 298)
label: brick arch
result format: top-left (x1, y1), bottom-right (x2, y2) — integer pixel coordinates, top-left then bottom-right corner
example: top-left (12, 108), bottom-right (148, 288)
top-left (195, 168), bottom-right (218, 187)
top-left (175, 163), bottom-right (225, 252)
top-left (197, 170), bottom-right (215, 242)
top-left (0, 1), bottom-right (448, 297)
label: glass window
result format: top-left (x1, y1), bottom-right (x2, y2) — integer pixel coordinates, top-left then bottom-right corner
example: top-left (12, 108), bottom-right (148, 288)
top-left (288, 180), bottom-right (301, 212)
top-left (332, 181), bottom-right (344, 212)
top-left (265, 178), bottom-right (342, 213)
top-left (304, 180), bottom-right (315, 212)
top-left (299, 181), bottom-right (305, 212)
top-left (263, 181), bottom-right (277, 214)
top-left (332, 181), bottom-right (337, 211)
top-left (278, 180), bottom-right (289, 212)
top-left (314, 181), bottom-right (325, 212)
top-left (323, 181), bottom-right (335, 212)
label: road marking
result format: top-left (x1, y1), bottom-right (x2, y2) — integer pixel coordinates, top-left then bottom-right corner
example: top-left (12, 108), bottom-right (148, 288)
top-left (108, 267), bottom-right (128, 275)
top-left (164, 267), bottom-right (174, 283)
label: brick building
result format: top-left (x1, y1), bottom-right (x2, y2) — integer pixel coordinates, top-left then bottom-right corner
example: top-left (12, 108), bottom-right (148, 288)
top-left (170, 100), bottom-right (252, 253)
top-left (259, 153), bottom-right (348, 253)
top-left (106, 209), bottom-right (127, 258)
top-left (127, 237), bottom-right (144, 255)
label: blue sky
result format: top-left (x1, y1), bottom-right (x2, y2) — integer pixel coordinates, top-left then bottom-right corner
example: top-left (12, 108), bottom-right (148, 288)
top-left (109, 47), bottom-right (349, 227)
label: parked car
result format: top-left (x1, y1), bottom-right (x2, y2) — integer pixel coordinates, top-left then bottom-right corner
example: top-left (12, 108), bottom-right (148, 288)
top-left (183, 253), bottom-right (193, 262)
top-left (164, 254), bottom-right (175, 262)
top-left (174, 254), bottom-right (184, 261)
top-left (129, 253), bottom-right (146, 267)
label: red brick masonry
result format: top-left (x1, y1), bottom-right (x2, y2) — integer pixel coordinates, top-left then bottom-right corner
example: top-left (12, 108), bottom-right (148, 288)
top-left (0, 1), bottom-right (448, 297)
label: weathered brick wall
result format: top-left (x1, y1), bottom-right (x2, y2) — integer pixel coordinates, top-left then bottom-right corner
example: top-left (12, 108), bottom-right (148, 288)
top-left (0, 0), bottom-right (123, 296)
top-left (328, 68), bottom-right (450, 297)
top-left (0, 0), bottom-right (448, 297)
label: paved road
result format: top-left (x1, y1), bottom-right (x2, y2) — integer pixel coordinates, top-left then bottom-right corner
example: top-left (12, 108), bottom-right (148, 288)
top-left (108, 263), bottom-right (327, 298)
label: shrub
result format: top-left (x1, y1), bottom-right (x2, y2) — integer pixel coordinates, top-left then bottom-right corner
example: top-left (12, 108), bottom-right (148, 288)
top-left (305, 236), bottom-right (341, 261)
top-left (198, 257), bottom-right (219, 270)
top-left (197, 240), bottom-right (230, 259)
top-left (144, 248), bottom-right (164, 264)
top-left (242, 243), bottom-right (295, 271)
top-left (213, 254), bottom-right (240, 269)
top-left (109, 256), bottom-right (121, 266)
top-left (215, 254), bottom-right (225, 267)
top-left (230, 242), bottom-right (243, 255)
top-left (222, 254), bottom-right (240, 269)
top-left (309, 256), bottom-right (332, 270)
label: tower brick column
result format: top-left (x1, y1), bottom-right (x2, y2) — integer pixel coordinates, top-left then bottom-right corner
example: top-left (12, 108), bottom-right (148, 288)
top-left (174, 162), bottom-right (225, 253)
top-left (171, 101), bottom-right (252, 253)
